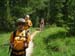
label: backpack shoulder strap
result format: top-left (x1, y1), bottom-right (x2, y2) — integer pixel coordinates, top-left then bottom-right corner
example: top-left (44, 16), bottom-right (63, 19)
top-left (9, 30), bottom-right (17, 53)
top-left (13, 30), bottom-right (17, 38)
top-left (25, 30), bottom-right (29, 39)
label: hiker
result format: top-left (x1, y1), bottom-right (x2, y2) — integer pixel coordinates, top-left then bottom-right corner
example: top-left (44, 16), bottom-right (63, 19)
top-left (9, 18), bottom-right (31, 56)
top-left (24, 15), bottom-right (32, 30)
top-left (24, 15), bottom-right (32, 41)
top-left (40, 18), bottom-right (44, 31)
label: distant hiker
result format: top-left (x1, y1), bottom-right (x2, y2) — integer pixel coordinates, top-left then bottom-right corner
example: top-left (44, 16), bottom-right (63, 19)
top-left (24, 15), bottom-right (32, 41)
top-left (24, 15), bottom-right (32, 30)
top-left (40, 18), bottom-right (44, 31)
top-left (9, 18), bottom-right (31, 56)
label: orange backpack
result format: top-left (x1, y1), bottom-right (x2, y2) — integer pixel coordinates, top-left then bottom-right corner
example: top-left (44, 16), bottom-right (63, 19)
top-left (11, 30), bottom-right (28, 51)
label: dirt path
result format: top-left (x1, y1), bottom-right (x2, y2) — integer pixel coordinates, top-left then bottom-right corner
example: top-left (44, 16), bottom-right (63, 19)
top-left (26, 31), bottom-right (40, 56)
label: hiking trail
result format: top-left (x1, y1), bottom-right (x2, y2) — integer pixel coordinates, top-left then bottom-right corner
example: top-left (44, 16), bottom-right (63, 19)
top-left (26, 31), bottom-right (40, 56)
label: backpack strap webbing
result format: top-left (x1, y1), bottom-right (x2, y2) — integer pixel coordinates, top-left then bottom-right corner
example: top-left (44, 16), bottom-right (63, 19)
top-left (13, 30), bottom-right (17, 38)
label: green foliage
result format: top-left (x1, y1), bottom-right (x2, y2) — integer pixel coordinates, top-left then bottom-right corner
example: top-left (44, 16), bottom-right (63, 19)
top-left (0, 0), bottom-right (48, 31)
top-left (0, 0), bottom-right (75, 34)
top-left (33, 27), bottom-right (75, 56)
top-left (0, 32), bottom-right (10, 56)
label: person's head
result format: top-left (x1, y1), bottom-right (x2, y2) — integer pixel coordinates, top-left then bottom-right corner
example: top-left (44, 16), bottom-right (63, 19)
top-left (16, 18), bottom-right (25, 31)
top-left (25, 15), bottom-right (30, 20)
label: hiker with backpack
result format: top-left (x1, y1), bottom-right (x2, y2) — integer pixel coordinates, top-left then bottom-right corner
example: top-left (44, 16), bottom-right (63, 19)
top-left (24, 15), bottom-right (32, 41)
top-left (24, 15), bottom-right (32, 30)
top-left (9, 18), bottom-right (31, 56)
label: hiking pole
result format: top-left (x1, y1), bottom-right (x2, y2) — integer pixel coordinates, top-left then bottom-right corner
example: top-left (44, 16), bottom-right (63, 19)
top-left (8, 43), bottom-right (13, 54)
top-left (8, 45), bottom-right (11, 55)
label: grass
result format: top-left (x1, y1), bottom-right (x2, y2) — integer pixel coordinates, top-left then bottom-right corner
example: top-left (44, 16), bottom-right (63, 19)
top-left (33, 27), bottom-right (75, 56)
top-left (30, 27), bottom-right (36, 33)
top-left (0, 32), bottom-right (10, 56)
top-left (0, 27), bottom-right (36, 56)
